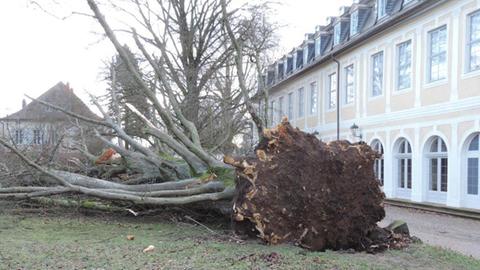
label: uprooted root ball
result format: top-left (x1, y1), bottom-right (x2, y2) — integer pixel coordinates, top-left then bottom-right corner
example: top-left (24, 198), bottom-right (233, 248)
top-left (225, 119), bottom-right (386, 251)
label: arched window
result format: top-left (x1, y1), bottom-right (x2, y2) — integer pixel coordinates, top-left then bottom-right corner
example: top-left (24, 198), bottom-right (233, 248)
top-left (467, 134), bottom-right (480, 195)
top-left (426, 136), bottom-right (448, 192)
top-left (371, 140), bottom-right (384, 185)
top-left (395, 138), bottom-right (412, 189)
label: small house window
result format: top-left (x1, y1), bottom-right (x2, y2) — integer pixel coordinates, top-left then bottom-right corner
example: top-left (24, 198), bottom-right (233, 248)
top-left (15, 129), bottom-right (23, 145)
top-left (427, 136), bottom-right (448, 192)
top-left (33, 129), bottom-right (42, 145)
top-left (467, 134), bottom-right (480, 195)
top-left (278, 96), bottom-right (284, 123)
top-left (396, 138), bottom-right (412, 189)
top-left (371, 139), bottom-right (384, 185)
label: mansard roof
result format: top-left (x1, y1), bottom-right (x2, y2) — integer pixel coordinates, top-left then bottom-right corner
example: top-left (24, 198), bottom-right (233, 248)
top-left (1, 82), bottom-right (101, 122)
top-left (263, 0), bottom-right (447, 92)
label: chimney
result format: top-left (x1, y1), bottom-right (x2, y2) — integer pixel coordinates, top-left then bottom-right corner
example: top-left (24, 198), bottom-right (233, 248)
top-left (22, 99), bottom-right (27, 109)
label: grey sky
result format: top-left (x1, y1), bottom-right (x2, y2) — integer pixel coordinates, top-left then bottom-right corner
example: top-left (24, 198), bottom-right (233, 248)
top-left (0, 0), bottom-right (352, 117)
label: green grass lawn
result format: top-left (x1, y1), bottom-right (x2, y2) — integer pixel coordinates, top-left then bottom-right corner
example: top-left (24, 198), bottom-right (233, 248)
top-left (0, 209), bottom-right (479, 270)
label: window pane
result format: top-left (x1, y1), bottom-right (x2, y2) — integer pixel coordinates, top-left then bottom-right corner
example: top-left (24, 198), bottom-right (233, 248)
top-left (288, 92), bottom-right (294, 120)
top-left (399, 159), bottom-right (405, 188)
top-left (430, 138), bottom-right (439, 152)
top-left (329, 73), bottom-right (337, 109)
top-left (467, 158), bottom-right (479, 195)
top-left (350, 11), bottom-right (358, 36)
top-left (310, 82), bottom-right (317, 114)
top-left (334, 24), bottom-right (341, 46)
top-left (345, 65), bottom-right (355, 104)
top-left (298, 88), bottom-right (304, 117)
top-left (441, 158), bottom-right (448, 192)
top-left (407, 158), bottom-right (412, 189)
top-left (441, 140), bottom-right (447, 152)
top-left (430, 158), bottom-right (438, 191)
top-left (429, 26), bottom-right (447, 82)
top-left (470, 42), bottom-right (480, 71)
top-left (397, 40), bottom-right (412, 90)
top-left (372, 52), bottom-right (383, 96)
top-left (469, 134), bottom-right (479, 151)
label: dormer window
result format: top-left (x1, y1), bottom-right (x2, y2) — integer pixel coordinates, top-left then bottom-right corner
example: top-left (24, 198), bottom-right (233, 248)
top-left (350, 10), bottom-right (359, 36)
top-left (315, 37), bottom-right (321, 58)
top-left (303, 45), bottom-right (309, 66)
top-left (296, 50), bottom-right (303, 69)
top-left (334, 23), bottom-right (341, 46)
top-left (292, 53), bottom-right (297, 71)
top-left (377, 0), bottom-right (387, 19)
top-left (277, 62), bottom-right (284, 80)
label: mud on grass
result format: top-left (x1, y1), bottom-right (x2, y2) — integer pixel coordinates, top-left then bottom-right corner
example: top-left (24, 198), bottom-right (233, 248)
top-left (0, 208), bottom-right (479, 269)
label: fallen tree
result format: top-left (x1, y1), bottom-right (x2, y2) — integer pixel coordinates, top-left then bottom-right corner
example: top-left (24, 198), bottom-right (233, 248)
top-left (225, 119), bottom-right (386, 251)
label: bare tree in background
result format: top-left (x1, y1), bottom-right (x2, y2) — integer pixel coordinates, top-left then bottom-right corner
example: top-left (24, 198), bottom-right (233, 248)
top-left (0, 0), bottom-right (278, 207)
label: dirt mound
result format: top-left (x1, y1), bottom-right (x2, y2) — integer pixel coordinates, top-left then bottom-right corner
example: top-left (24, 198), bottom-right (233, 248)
top-left (225, 119), bottom-right (386, 251)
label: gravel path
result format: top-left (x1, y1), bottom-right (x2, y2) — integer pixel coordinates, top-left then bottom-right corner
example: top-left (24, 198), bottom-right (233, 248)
top-left (379, 205), bottom-right (480, 259)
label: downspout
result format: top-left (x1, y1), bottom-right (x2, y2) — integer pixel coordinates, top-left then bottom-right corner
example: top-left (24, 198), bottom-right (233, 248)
top-left (331, 54), bottom-right (340, 141)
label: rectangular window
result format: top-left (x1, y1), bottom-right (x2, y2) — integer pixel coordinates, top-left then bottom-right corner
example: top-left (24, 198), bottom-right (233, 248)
top-left (397, 40), bottom-right (412, 90)
top-left (309, 82), bottom-right (317, 115)
top-left (377, 0), bottom-right (386, 18)
top-left (371, 52), bottom-right (384, 97)
top-left (33, 130), bottom-right (41, 145)
top-left (428, 25), bottom-right (447, 82)
top-left (287, 92), bottom-right (294, 120)
top-left (350, 11), bottom-right (359, 36)
top-left (328, 73), bottom-right (337, 109)
top-left (278, 96), bottom-right (284, 123)
top-left (468, 11), bottom-right (480, 72)
top-left (468, 158), bottom-right (479, 195)
top-left (344, 65), bottom-right (355, 104)
top-left (297, 88), bottom-right (304, 118)
top-left (15, 129), bottom-right (23, 145)
top-left (334, 24), bottom-right (341, 46)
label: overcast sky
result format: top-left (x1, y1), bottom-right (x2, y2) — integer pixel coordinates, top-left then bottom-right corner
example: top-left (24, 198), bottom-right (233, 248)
top-left (0, 0), bottom-right (352, 117)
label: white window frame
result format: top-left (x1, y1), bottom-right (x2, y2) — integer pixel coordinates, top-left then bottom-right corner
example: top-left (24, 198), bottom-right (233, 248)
top-left (467, 134), bottom-right (480, 195)
top-left (467, 10), bottom-right (480, 73)
top-left (287, 92), bottom-right (294, 121)
top-left (309, 82), bottom-right (318, 115)
top-left (396, 40), bottom-right (412, 91)
top-left (427, 25), bottom-right (447, 83)
top-left (371, 51), bottom-right (384, 97)
top-left (297, 87), bottom-right (305, 118)
top-left (327, 73), bottom-right (337, 110)
top-left (344, 65), bottom-right (355, 105)
top-left (426, 136), bottom-right (448, 193)
top-left (395, 138), bottom-right (412, 190)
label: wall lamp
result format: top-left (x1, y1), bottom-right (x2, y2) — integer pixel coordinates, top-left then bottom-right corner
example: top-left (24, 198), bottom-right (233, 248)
top-left (350, 123), bottom-right (363, 141)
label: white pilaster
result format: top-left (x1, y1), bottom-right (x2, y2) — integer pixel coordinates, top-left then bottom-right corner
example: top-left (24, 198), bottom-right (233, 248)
top-left (383, 131), bottom-right (394, 198)
top-left (450, 8), bottom-right (460, 102)
top-left (411, 127), bottom-right (424, 202)
top-left (447, 123), bottom-right (461, 207)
